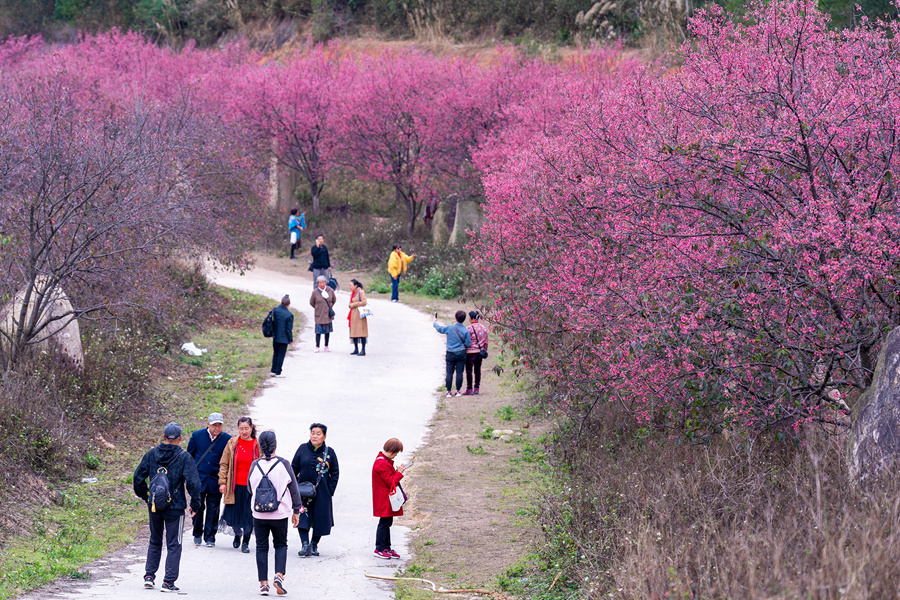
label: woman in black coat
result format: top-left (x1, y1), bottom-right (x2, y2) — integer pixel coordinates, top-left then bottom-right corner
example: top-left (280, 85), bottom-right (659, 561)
top-left (291, 422), bottom-right (339, 557)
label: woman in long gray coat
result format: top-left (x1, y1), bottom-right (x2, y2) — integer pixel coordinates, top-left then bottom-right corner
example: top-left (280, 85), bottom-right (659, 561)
top-left (309, 276), bottom-right (337, 352)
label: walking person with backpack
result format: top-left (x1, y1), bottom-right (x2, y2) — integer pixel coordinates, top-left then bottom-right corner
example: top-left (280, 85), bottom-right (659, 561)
top-left (433, 310), bottom-right (472, 397)
top-left (264, 295), bottom-right (293, 378)
top-left (219, 416), bottom-right (261, 553)
top-left (291, 423), bottom-right (340, 557)
top-left (133, 422), bottom-right (202, 593)
top-left (187, 412), bottom-right (231, 547)
top-left (248, 430), bottom-right (304, 596)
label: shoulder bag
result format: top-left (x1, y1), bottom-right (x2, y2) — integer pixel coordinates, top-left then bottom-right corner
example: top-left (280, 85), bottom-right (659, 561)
top-left (297, 444), bottom-right (329, 499)
top-left (471, 325), bottom-right (488, 359)
top-left (377, 456), bottom-right (408, 510)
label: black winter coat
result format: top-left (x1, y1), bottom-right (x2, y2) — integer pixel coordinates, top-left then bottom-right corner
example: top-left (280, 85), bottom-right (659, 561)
top-left (272, 304), bottom-right (294, 344)
top-left (309, 245), bottom-right (330, 270)
top-left (134, 442), bottom-right (202, 512)
top-left (187, 429), bottom-right (232, 493)
top-left (291, 441), bottom-right (339, 535)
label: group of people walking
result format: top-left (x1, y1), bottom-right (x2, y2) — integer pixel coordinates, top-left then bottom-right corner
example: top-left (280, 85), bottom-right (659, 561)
top-left (134, 414), bottom-right (407, 595)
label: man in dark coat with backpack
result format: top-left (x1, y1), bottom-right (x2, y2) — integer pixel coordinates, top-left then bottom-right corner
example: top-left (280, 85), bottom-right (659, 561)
top-left (267, 295), bottom-right (294, 378)
top-left (187, 412), bottom-right (231, 547)
top-left (134, 422), bottom-right (202, 593)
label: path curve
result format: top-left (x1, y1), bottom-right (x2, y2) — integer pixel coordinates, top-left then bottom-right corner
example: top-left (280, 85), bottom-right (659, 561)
top-left (24, 264), bottom-right (445, 599)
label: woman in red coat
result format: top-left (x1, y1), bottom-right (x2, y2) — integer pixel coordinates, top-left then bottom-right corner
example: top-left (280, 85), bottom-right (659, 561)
top-left (371, 438), bottom-right (408, 559)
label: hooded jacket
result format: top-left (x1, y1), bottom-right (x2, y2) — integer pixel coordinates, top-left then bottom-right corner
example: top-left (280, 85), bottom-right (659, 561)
top-left (134, 442), bottom-right (202, 512)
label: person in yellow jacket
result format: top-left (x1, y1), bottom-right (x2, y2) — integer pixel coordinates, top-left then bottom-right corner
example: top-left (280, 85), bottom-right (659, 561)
top-left (387, 244), bottom-right (415, 302)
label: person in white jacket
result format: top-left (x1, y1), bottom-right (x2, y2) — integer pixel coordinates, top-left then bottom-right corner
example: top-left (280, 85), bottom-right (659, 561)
top-left (248, 430), bottom-right (303, 596)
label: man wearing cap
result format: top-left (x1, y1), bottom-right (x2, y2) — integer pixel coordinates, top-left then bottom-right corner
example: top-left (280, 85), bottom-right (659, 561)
top-left (187, 412), bottom-right (232, 547)
top-left (133, 422), bottom-right (202, 593)
top-left (271, 295), bottom-right (294, 378)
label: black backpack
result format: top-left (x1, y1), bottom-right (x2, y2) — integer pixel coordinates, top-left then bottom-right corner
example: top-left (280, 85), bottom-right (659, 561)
top-left (253, 461), bottom-right (284, 513)
top-left (262, 308), bottom-right (276, 338)
top-left (148, 467), bottom-right (172, 513)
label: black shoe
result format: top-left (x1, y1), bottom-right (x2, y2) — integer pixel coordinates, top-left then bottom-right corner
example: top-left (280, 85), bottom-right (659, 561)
top-left (143, 575), bottom-right (155, 589)
top-left (358, 349), bottom-right (366, 356)
top-left (241, 543), bottom-right (250, 553)
top-left (233, 536), bottom-right (241, 549)
top-left (193, 536), bottom-right (202, 546)
top-left (298, 542), bottom-right (310, 557)
top-left (310, 543), bottom-right (319, 556)
top-left (160, 582), bottom-right (179, 593)
top-left (350, 348), bottom-right (359, 355)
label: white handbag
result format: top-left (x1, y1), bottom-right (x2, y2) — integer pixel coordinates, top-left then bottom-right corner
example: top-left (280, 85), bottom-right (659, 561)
top-left (388, 483), bottom-right (408, 511)
top-left (359, 306), bottom-right (374, 319)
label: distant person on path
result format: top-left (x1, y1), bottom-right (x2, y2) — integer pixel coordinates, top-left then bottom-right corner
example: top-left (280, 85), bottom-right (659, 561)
top-left (133, 422), bottom-right (201, 593)
top-left (433, 310), bottom-right (472, 397)
top-left (348, 279), bottom-right (369, 356)
top-left (248, 430), bottom-right (303, 597)
top-left (310, 276), bottom-right (337, 353)
top-left (219, 416), bottom-right (261, 553)
top-left (309, 234), bottom-right (331, 287)
top-left (387, 244), bottom-right (415, 302)
top-left (371, 437), bottom-right (408, 560)
top-left (187, 412), bottom-right (231, 547)
top-left (291, 423), bottom-right (340, 558)
top-left (270, 295), bottom-right (294, 377)
top-left (464, 311), bottom-right (489, 396)
top-left (288, 209), bottom-right (306, 260)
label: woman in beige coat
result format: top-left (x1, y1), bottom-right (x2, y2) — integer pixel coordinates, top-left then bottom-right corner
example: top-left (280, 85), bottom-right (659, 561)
top-left (309, 275), bottom-right (337, 352)
top-left (348, 279), bottom-right (369, 356)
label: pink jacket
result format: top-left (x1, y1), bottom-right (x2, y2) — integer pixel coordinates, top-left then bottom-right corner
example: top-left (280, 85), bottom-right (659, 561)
top-left (467, 322), bottom-right (489, 354)
top-left (248, 457), bottom-right (303, 520)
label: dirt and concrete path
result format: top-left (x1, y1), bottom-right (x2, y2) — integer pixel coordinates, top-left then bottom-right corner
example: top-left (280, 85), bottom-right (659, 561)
top-left (24, 264), bottom-right (445, 598)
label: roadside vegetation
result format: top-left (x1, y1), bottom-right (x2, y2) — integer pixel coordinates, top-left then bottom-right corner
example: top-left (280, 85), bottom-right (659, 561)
top-left (0, 282), bottom-right (290, 599)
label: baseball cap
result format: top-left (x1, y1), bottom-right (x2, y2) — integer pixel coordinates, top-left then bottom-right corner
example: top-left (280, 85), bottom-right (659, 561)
top-left (164, 422), bottom-right (182, 440)
top-left (208, 412), bottom-right (224, 425)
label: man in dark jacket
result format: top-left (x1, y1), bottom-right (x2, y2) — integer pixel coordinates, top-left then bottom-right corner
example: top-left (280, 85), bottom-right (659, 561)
top-left (134, 422), bottom-right (202, 593)
top-left (271, 295), bottom-right (294, 378)
top-left (186, 412), bottom-right (231, 547)
top-left (309, 234), bottom-right (331, 288)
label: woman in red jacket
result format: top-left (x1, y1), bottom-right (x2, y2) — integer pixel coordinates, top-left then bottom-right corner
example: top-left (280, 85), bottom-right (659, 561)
top-left (371, 438), bottom-right (408, 559)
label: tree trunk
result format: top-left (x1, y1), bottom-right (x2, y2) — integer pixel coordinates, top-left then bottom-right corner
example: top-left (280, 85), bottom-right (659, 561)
top-left (311, 180), bottom-right (321, 214)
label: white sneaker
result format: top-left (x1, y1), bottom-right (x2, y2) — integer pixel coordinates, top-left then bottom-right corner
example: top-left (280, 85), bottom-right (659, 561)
top-left (315, 348), bottom-right (320, 353)
top-left (445, 391), bottom-right (452, 397)
top-left (324, 347), bottom-right (330, 352)
top-left (454, 391), bottom-right (462, 397)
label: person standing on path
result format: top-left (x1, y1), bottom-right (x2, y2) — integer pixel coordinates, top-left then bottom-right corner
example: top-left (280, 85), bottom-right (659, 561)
top-left (309, 234), bottom-right (331, 287)
top-left (291, 423), bottom-right (340, 558)
top-left (271, 295), bottom-right (294, 377)
top-left (348, 279), bottom-right (368, 356)
top-left (219, 416), bottom-right (261, 553)
top-left (464, 311), bottom-right (489, 396)
top-left (387, 244), bottom-right (415, 303)
top-left (248, 431), bottom-right (303, 597)
top-left (288, 209), bottom-right (305, 260)
top-left (310, 276), bottom-right (337, 353)
top-left (371, 438), bottom-right (408, 560)
top-left (433, 310), bottom-right (472, 397)
top-left (133, 422), bottom-right (201, 593)
top-left (187, 412), bottom-right (231, 547)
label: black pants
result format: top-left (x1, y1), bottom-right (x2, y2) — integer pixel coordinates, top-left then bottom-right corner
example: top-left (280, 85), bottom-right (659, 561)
top-left (315, 333), bottom-right (330, 348)
top-left (145, 508), bottom-right (184, 583)
top-left (191, 489), bottom-right (222, 543)
top-left (375, 516), bottom-right (393, 551)
top-left (445, 351), bottom-right (466, 391)
top-left (271, 341), bottom-right (288, 375)
top-left (254, 517), bottom-right (288, 582)
top-left (465, 353), bottom-right (483, 390)
top-left (290, 240), bottom-right (300, 258)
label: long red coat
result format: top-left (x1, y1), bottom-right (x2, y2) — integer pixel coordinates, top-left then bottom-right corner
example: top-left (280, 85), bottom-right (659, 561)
top-left (372, 452), bottom-right (404, 517)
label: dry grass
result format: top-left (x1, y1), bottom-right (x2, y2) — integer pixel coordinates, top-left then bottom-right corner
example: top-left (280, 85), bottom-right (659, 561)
top-left (533, 411), bottom-right (900, 599)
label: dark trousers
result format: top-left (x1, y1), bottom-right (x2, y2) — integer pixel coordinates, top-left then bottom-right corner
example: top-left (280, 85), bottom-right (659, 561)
top-left (271, 341), bottom-right (288, 375)
top-left (390, 275), bottom-right (400, 301)
top-left (375, 516), bottom-right (393, 551)
top-left (191, 488), bottom-right (221, 542)
top-left (254, 517), bottom-right (288, 582)
top-left (315, 333), bottom-right (330, 347)
top-left (445, 351), bottom-right (466, 392)
top-left (145, 508), bottom-right (184, 583)
top-left (298, 528), bottom-right (322, 545)
top-left (465, 353), bottom-right (483, 390)
top-left (290, 240), bottom-right (300, 258)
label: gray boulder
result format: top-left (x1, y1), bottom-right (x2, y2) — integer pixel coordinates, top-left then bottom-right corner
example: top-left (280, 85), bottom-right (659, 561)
top-left (848, 326), bottom-right (900, 484)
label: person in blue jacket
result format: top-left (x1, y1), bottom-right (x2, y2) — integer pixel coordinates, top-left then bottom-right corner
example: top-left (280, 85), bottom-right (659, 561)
top-left (288, 209), bottom-right (306, 259)
top-left (187, 412), bottom-right (232, 547)
top-left (433, 310), bottom-right (472, 397)
top-left (271, 295), bottom-right (294, 377)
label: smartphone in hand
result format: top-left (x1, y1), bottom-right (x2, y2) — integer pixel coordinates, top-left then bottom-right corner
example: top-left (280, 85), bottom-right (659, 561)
top-left (434, 312), bottom-right (438, 319)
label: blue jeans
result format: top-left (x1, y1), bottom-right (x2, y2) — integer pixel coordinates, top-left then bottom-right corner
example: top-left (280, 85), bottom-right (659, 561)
top-left (390, 275), bottom-right (400, 301)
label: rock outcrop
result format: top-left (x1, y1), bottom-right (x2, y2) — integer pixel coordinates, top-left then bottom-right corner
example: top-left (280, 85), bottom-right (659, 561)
top-left (848, 326), bottom-right (900, 484)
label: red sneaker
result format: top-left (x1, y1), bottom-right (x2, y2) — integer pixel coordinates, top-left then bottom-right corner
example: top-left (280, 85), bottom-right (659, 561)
top-left (373, 549), bottom-right (391, 560)
top-left (387, 549), bottom-right (400, 559)
top-left (462, 389), bottom-right (474, 396)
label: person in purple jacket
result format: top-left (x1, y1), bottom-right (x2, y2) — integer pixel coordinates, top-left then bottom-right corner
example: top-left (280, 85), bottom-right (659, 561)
top-left (248, 430), bottom-right (303, 596)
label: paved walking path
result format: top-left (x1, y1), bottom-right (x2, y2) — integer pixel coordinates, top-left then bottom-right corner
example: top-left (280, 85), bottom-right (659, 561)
top-left (25, 265), bottom-right (445, 599)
